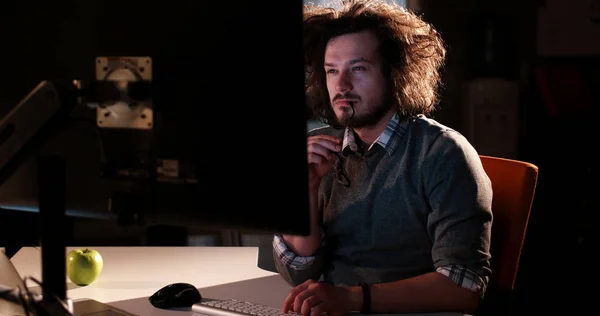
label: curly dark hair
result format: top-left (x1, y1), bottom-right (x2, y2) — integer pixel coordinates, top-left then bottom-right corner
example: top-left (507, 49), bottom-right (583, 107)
top-left (304, 0), bottom-right (447, 126)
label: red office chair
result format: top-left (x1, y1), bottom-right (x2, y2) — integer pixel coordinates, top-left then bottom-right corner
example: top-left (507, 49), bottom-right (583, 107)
top-left (477, 155), bottom-right (539, 316)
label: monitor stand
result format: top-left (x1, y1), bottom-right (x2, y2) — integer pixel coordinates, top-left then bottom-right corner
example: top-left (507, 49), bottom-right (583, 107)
top-left (257, 246), bottom-right (277, 273)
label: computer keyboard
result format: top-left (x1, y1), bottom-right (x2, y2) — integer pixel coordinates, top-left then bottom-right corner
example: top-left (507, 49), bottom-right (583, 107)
top-left (192, 298), bottom-right (302, 316)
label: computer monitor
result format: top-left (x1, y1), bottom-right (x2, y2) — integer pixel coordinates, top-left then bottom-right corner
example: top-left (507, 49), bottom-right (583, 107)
top-left (0, 0), bottom-right (310, 237)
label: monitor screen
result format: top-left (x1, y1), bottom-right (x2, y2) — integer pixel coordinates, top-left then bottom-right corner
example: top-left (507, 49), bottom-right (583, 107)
top-left (0, 0), bottom-right (310, 236)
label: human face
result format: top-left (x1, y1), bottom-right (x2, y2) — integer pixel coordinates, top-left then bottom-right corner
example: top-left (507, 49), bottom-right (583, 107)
top-left (324, 30), bottom-right (391, 128)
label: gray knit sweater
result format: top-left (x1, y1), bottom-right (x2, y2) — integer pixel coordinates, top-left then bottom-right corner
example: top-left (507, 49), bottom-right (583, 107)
top-left (274, 114), bottom-right (493, 288)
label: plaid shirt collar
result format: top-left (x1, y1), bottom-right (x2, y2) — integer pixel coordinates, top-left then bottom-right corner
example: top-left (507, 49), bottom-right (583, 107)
top-left (341, 113), bottom-right (408, 157)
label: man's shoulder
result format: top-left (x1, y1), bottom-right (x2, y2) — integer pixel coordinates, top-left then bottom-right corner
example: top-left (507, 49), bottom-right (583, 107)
top-left (406, 115), bottom-right (478, 156)
top-left (409, 115), bottom-right (465, 142)
top-left (410, 115), bottom-right (455, 132)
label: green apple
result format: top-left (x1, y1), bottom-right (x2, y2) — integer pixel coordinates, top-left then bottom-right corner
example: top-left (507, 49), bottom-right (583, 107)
top-left (66, 248), bottom-right (104, 286)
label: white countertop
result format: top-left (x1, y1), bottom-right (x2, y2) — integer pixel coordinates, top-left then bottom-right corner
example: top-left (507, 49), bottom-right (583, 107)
top-left (10, 246), bottom-right (278, 303)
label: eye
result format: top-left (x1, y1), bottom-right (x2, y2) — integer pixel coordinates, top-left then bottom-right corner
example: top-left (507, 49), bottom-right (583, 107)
top-left (352, 66), bottom-right (366, 71)
top-left (326, 69), bottom-right (338, 74)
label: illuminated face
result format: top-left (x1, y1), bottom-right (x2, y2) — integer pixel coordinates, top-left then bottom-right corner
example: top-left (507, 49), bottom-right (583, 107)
top-left (324, 30), bottom-right (391, 128)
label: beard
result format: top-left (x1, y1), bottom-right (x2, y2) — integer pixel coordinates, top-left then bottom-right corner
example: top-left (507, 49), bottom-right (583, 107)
top-left (338, 100), bottom-right (393, 128)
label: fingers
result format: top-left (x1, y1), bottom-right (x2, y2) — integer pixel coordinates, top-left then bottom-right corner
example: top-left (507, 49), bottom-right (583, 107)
top-left (294, 288), bottom-right (318, 314)
top-left (283, 280), bottom-right (314, 313)
top-left (308, 135), bottom-right (342, 153)
top-left (310, 303), bottom-right (325, 316)
top-left (307, 135), bottom-right (342, 164)
top-left (284, 280), bottom-right (330, 316)
top-left (301, 295), bottom-right (322, 316)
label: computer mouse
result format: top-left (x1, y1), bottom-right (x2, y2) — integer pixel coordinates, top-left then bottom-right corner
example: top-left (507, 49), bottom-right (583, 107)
top-left (149, 282), bottom-right (202, 309)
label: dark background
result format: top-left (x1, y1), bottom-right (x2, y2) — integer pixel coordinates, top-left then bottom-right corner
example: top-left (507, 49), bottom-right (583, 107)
top-left (417, 0), bottom-right (597, 314)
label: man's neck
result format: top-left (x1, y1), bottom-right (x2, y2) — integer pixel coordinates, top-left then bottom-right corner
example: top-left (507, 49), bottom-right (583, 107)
top-left (353, 110), bottom-right (396, 147)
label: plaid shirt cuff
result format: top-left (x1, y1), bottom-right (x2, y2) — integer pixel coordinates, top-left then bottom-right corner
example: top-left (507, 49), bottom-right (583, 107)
top-left (273, 233), bottom-right (322, 270)
top-left (436, 265), bottom-right (488, 295)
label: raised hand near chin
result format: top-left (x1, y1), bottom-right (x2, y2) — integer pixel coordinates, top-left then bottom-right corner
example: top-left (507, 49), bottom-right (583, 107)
top-left (306, 135), bottom-right (342, 187)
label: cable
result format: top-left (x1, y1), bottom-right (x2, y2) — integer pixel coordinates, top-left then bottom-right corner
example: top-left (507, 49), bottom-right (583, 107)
top-left (65, 116), bottom-right (107, 175)
top-left (0, 283), bottom-right (21, 303)
top-left (24, 276), bottom-right (73, 316)
top-left (0, 283), bottom-right (32, 316)
top-left (1, 276), bottom-right (74, 316)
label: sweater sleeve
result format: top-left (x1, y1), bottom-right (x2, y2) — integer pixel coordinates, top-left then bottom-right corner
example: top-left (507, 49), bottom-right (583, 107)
top-left (423, 130), bottom-right (493, 296)
top-left (272, 233), bottom-right (325, 286)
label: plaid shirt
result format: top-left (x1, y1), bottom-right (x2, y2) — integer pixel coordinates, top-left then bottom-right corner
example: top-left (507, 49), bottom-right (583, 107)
top-left (274, 114), bottom-right (488, 295)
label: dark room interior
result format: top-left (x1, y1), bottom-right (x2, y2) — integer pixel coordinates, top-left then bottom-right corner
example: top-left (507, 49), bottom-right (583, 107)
top-left (0, 0), bottom-right (597, 315)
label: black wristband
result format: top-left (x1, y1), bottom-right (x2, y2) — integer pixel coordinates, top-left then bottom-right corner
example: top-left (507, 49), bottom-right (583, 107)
top-left (359, 281), bottom-right (371, 314)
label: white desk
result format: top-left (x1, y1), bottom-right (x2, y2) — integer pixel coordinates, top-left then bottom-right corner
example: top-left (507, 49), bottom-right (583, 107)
top-left (10, 247), bottom-right (466, 316)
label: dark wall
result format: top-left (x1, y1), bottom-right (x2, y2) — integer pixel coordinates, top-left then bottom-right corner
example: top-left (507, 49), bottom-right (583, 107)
top-left (416, 0), bottom-right (539, 132)
top-left (419, 0), bottom-right (596, 314)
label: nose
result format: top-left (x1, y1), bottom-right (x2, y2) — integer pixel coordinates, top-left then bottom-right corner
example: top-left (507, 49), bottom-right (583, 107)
top-left (336, 70), bottom-right (353, 94)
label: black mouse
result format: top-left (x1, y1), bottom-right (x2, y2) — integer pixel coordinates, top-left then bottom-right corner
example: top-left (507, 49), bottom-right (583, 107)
top-left (149, 282), bottom-right (202, 309)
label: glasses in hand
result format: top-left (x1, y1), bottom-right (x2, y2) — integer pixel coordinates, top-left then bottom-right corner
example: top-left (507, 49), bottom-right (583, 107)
top-left (333, 152), bottom-right (350, 187)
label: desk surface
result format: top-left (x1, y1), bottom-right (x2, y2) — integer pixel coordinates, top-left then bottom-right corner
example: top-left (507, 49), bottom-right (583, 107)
top-left (11, 246), bottom-right (277, 303)
top-left (10, 247), bottom-right (466, 316)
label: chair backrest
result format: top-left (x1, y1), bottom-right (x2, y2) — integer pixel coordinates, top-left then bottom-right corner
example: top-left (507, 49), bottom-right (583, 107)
top-left (478, 155), bottom-right (539, 313)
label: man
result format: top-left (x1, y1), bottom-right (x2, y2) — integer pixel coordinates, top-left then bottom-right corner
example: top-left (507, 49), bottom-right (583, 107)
top-left (273, 1), bottom-right (493, 315)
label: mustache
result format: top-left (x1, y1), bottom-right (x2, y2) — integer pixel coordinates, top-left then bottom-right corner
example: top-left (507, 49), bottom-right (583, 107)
top-left (333, 93), bottom-right (360, 102)
top-left (332, 94), bottom-right (356, 120)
